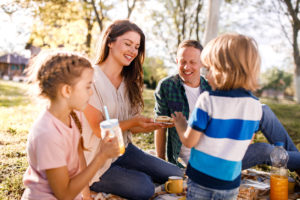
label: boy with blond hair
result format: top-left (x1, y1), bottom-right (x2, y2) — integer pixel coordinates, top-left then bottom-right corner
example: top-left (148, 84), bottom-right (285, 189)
top-left (173, 34), bottom-right (262, 199)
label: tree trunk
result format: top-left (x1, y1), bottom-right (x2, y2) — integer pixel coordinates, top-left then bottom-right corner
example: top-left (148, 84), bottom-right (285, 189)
top-left (127, 0), bottom-right (137, 19)
top-left (195, 0), bottom-right (202, 42)
top-left (293, 32), bottom-right (300, 102)
top-left (91, 0), bottom-right (103, 31)
top-left (85, 18), bottom-right (93, 50)
top-left (282, 0), bottom-right (300, 102)
top-left (203, 0), bottom-right (221, 45)
top-left (294, 74), bottom-right (300, 102)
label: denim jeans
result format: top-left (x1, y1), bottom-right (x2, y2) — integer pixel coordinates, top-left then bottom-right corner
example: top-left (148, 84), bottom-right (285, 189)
top-left (186, 179), bottom-right (239, 200)
top-left (90, 143), bottom-right (183, 200)
top-left (242, 105), bottom-right (300, 171)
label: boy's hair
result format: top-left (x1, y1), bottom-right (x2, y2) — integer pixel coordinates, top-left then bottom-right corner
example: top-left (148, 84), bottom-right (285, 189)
top-left (201, 33), bottom-right (261, 91)
top-left (177, 40), bottom-right (203, 54)
top-left (27, 51), bottom-right (92, 151)
top-left (27, 51), bottom-right (92, 100)
top-left (94, 19), bottom-right (145, 111)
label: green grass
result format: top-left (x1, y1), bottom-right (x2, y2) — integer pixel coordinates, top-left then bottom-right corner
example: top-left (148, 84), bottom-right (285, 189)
top-left (0, 80), bottom-right (42, 199)
top-left (0, 80), bottom-right (300, 199)
top-left (132, 89), bottom-right (156, 150)
top-left (0, 80), bottom-right (30, 107)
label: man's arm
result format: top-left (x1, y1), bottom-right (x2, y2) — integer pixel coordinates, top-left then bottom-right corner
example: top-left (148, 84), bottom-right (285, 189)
top-left (260, 104), bottom-right (298, 151)
top-left (154, 79), bottom-right (171, 160)
top-left (155, 128), bottom-right (167, 159)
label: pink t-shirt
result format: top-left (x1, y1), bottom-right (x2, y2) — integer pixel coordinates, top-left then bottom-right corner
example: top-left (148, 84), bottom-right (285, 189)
top-left (22, 110), bottom-right (82, 200)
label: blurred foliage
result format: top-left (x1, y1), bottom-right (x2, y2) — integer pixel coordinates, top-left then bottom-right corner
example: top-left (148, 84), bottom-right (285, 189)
top-left (26, 1), bottom-right (88, 52)
top-left (143, 57), bottom-right (168, 89)
top-left (151, 0), bottom-right (205, 62)
top-left (23, 0), bottom-right (115, 54)
top-left (261, 67), bottom-right (293, 92)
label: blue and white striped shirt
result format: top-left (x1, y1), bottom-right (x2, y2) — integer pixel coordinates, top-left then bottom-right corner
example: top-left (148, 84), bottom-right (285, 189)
top-left (186, 88), bottom-right (262, 189)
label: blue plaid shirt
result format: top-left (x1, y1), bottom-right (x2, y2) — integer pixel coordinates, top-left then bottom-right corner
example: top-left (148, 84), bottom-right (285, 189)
top-left (154, 74), bottom-right (211, 167)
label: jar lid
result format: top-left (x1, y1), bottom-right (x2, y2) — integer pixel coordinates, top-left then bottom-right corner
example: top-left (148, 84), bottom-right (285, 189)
top-left (274, 142), bottom-right (284, 146)
top-left (100, 119), bottom-right (119, 129)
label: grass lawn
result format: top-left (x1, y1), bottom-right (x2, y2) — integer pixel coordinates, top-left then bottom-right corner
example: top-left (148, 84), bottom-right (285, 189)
top-left (0, 79), bottom-right (300, 199)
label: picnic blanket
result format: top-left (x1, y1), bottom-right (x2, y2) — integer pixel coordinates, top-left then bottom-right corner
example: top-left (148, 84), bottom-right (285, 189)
top-left (91, 169), bottom-right (300, 200)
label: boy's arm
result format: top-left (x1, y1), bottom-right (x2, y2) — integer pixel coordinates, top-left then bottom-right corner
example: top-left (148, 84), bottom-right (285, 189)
top-left (172, 112), bottom-right (203, 148)
top-left (177, 126), bottom-right (203, 148)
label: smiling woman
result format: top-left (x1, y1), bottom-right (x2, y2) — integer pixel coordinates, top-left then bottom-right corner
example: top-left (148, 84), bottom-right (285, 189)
top-left (82, 20), bottom-right (183, 200)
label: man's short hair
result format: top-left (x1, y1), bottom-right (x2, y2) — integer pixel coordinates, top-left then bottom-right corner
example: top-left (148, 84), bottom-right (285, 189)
top-left (177, 40), bottom-right (203, 52)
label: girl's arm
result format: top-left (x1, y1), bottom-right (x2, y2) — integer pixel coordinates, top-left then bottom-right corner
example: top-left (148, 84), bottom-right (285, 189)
top-left (172, 112), bottom-right (203, 148)
top-left (46, 134), bottom-right (119, 200)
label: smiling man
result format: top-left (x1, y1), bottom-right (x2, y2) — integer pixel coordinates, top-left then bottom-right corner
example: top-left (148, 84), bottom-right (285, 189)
top-left (154, 40), bottom-right (209, 166)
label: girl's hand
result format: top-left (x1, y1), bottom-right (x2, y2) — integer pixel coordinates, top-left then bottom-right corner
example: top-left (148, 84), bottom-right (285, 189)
top-left (171, 112), bottom-right (188, 135)
top-left (99, 131), bottom-right (120, 159)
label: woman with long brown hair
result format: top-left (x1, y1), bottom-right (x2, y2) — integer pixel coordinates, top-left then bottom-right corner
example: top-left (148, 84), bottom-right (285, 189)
top-left (83, 20), bottom-right (183, 200)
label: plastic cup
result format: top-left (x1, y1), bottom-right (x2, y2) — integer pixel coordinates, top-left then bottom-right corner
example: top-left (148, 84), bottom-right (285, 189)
top-left (100, 119), bottom-right (125, 155)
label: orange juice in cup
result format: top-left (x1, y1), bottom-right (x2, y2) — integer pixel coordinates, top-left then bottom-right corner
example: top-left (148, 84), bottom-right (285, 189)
top-left (100, 119), bottom-right (125, 156)
top-left (119, 144), bottom-right (125, 155)
top-left (270, 174), bottom-right (288, 200)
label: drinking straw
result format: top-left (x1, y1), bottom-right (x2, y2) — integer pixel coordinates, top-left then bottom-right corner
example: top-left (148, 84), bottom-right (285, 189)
top-left (104, 106), bottom-right (110, 120)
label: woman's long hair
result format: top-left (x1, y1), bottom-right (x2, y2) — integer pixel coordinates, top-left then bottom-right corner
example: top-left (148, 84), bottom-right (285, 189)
top-left (94, 20), bottom-right (145, 111)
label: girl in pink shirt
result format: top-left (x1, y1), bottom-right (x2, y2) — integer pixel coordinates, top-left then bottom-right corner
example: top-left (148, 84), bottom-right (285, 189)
top-left (22, 51), bottom-right (120, 200)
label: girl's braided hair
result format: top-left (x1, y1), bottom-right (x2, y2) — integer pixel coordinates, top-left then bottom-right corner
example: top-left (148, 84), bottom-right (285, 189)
top-left (27, 51), bottom-right (92, 150)
top-left (27, 51), bottom-right (92, 100)
top-left (70, 110), bottom-right (89, 151)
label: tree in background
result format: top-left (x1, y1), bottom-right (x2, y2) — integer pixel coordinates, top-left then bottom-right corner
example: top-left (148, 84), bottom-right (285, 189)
top-left (125, 0), bottom-right (139, 19)
top-left (22, 0), bottom-right (144, 54)
top-left (143, 57), bottom-right (168, 89)
top-left (26, 1), bottom-right (87, 52)
top-left (261, 67), bottom-right (293, 93)
top-left (22, 0), bottom-right (114, 54)
top-left (273, 0), bottom-right (300, 103)
top-left (151, 0), bottom-right (204, 62)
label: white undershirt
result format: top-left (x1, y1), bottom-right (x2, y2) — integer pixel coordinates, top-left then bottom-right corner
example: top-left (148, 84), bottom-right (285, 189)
top-left (179, 84), bottom-right (201, 165)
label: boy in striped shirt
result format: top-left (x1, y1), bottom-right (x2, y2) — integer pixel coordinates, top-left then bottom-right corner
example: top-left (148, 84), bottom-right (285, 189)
top-left (172, 33), bottom-right (262, 199)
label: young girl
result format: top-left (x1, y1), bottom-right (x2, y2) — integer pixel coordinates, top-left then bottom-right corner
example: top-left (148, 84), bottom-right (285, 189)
top-left (22, 51), bottom-right (120, 200)
top-left (172, 33), bottom-right (262, 199)
top-left (83, 20), bottom-right (183, 200)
